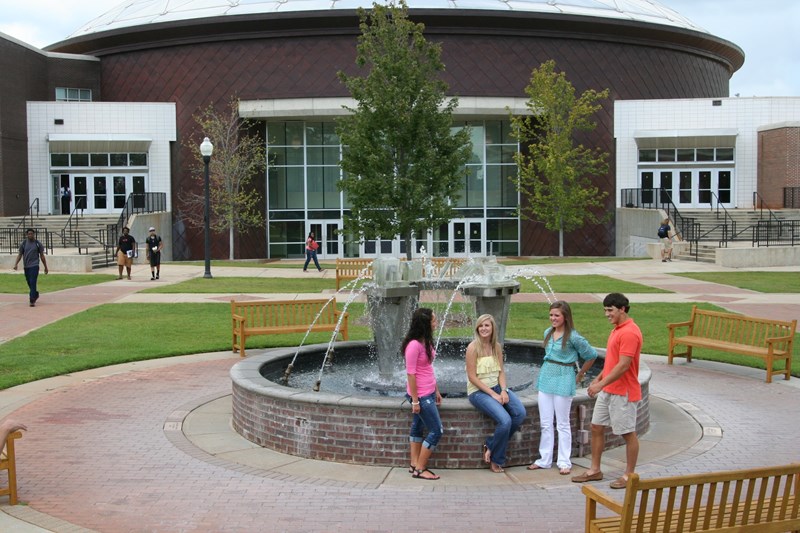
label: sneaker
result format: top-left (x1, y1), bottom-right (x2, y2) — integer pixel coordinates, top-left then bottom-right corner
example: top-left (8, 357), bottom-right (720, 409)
top-left (156, 273), bottom-right (159, 279)
top-left (127, 275), bottom-right (131, 280)
top-left (29, 302), bottom-right (35, 307)
top-left (151, 275), bottom-right (155, 281)
top-left (662, 259), bottom-right (667, 262)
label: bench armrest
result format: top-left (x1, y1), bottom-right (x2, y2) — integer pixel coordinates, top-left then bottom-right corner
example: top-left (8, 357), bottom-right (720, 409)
top-left (582, 484), bottom-right (624, 514)
top-left (766, 334), bottom-right (794, 344)
top-left (667, 320), bottom-right (692, 331)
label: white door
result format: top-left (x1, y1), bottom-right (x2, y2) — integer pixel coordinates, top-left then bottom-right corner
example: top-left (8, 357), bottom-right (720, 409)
top-left (307, 221), bottom-right (342, 259)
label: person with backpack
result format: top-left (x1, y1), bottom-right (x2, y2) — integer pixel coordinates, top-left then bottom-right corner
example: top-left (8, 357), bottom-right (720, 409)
top-left (13, 228), bottom-right (49, 306)
top-left (658, 218), bottom-right (673, 262)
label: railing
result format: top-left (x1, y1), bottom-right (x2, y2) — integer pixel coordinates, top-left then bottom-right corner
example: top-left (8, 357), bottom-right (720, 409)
top-left (784, 187), bottom-right (800, 208)
top-left (708, 191), bottom-right (740, 244)
top-left (60, 197), bottom-right (87, 246)
top-left (114, 193), bottom-right (167, 235)
top-left (15, 198), bottom-right (40, 231)
top-left (752, 191), bottom-right (781, 224)
top-left (753, 220), bottom-right (800, 247)
top-left (2, 228), bottom-right (54, 255)
top-left (621, 187), bottom-right (689, 240)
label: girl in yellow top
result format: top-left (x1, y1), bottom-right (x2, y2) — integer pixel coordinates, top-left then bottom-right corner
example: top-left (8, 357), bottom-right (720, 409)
top-left (466, 314), bottom-right (526, 472)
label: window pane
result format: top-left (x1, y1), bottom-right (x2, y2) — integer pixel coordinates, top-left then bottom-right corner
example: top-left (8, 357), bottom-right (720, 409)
top-left (80, 89), bottom-right (92, 101)
top-left (55, 88), bottom-right (67, 100)
top-left (110, 153), bottom-right (128, 166)
top-left (129, 153), bottom-right (147, 166)
top-left (323, 166), bottom-right (341, 208)
top-left (268, 167), bottom-right (287, 209)
top-left (268, 122), bottom-right (287, 145)
top-left (71, 153), bottom-right (89, 166)
top-left (716, 148), bottom-right (734, 161)
top-left (657, 149), bottom-right (675, 162)
top-left (286, 167), bottom-right (305, 209)
top-left (638, 149), bottom-right (656, 162)
top-left (305, 122), bottom-right (323, 145)
top-left (486, 145), bottom-right (515, 164)
top-left (677, 149), bottom-right (694, 162)
top-left (91, 153), bottom-right (109, 166)
top-left (696, 148), bottom-right (714, 161)
top-left (67, 88), bottom-right (79, 100)
top-left (51, 153), bottom-right (69, 166)
top-left (307, 167), bottom-right (323, 209)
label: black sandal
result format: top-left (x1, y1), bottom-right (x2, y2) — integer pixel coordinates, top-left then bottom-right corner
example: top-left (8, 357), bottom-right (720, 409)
top-left (407, 464), bottom-right (416, 474)
top-left (412, 468), bottom-right (440, 480)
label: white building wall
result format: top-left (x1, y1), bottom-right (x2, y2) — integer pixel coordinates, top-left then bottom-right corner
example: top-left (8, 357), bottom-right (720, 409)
top-left (26, 102), bottom-right (176, 214)
top-left (614, 97), bottom-right (800, 208)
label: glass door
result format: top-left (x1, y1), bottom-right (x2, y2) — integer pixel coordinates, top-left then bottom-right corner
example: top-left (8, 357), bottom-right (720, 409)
top-left (451, 219), bottom-right (485, 257)
top-left (73, 176), bottom-right (88, 213)
top-left (307, 221), bottom-right (342, 259)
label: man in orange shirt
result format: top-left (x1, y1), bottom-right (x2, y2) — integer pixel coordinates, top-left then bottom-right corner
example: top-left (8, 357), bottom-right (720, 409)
top-left (572, 292), bottom-right (642, 489)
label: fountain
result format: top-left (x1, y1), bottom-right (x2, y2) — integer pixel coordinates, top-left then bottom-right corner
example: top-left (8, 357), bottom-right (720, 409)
top-left (230, 256), bottom-right (652, 468)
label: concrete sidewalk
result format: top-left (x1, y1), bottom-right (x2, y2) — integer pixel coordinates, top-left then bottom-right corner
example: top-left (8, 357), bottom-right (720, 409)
top-left (1, 258), bottom-right (799, 531)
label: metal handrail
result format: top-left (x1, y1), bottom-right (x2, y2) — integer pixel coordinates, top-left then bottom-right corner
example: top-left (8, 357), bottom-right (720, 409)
top-left (15, 198), bottom-right (40, 231)
top-left (752, 191), bottom-right (781, 224)
top-left (60, 197), bottom-right (87, 247)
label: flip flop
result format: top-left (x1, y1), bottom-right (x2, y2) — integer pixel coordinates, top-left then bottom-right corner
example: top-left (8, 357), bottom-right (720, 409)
top-left (527, 463), bottom-right (544, 470)
top-left (482, 443), bottom-right (491, 464)
top-left (407, 464), bottom-right (416, 474)
top-left (559, 467), bottom-right (572, 475)
top-left (413, 468), bottom-right (440, 480)
top-left (490, 462), bottom-right (505, 473)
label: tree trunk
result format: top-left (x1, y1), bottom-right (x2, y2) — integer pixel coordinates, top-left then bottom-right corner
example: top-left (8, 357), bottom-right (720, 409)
top-left (404, 233), bottom-right (413, 261)
top-left (229, 226), bottom-right (234, 260)
top-left (558, 217), bottom-right (564, 257)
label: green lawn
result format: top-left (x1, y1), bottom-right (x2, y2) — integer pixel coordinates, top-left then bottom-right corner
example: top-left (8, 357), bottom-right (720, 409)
top-left (0, 269), bottom-right (797, 390)
top-left (0, 273), bottom-right (118, 293)
top-left (673, 271), bottom-right (800, 293)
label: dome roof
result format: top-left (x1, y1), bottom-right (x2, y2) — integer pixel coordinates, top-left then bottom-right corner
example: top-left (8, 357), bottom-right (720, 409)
top-left (68, 0), bottom-right (706, 39)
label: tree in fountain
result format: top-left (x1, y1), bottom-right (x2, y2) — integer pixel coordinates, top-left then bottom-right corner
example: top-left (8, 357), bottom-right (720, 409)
top-left (336, 0), bottom-right (472, 259)
top-left (511, 60), bottom-right (610, 257)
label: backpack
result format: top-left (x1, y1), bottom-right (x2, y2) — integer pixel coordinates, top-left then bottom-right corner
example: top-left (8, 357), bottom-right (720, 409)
top-left (657, 225), bottom-right (668, 238)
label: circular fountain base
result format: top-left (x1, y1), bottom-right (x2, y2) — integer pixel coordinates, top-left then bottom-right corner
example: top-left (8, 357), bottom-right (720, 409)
top-left (230, 340), bottom-right (651, 468)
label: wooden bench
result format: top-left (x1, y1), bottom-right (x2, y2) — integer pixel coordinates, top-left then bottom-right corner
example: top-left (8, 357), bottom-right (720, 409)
top-left (335, 257), bottom-right (468, 290)
top-left (583, 463), bottom-right (800, 533)
top-left (667, 305), bottom-right (796, 383)
top-left (335, 258), bottom-right (373, 290)
top-left (0, 430), bottom-right (22, 505)
top-left (231, 299), bottom-right (349, 357)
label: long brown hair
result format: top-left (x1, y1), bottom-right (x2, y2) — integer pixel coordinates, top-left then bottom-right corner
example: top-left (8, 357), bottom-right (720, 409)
top-left (543, 300), bottom-right (574, 350)
top-left (401, 307), bottom-right (435, 362)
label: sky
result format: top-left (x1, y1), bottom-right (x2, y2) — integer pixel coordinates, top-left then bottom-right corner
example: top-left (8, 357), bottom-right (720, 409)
top-left (0, 0), bottom-right (798, 97)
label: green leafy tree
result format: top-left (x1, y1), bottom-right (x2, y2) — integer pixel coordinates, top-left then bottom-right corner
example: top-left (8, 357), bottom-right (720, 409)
top-left (183, 97), bottom-right (266, 260)
top-left (512, 60), bottom-right (610, 256)
top-left (336, 0), bottom-right (472, 259)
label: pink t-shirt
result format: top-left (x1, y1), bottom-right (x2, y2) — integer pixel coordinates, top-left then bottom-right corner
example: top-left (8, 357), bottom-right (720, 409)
top-left (404, 339), bottom-right (437, 397)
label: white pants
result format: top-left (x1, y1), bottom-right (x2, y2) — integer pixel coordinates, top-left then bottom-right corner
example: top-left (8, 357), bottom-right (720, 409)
top-left (534, 391), bottom-right (573, 469)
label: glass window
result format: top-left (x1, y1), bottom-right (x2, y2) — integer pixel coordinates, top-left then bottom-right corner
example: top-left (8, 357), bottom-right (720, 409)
top-left (55, 87), bottom-right (92, 102)
top-left (90, 153), bottom-right (109, 166)
top-left (51, 154), bottom-right (69, 166)
top-left (677, 149), bottom-right (694, 162)
top-left (129, 153), bottom-right (147, 166)
top-left (716, 148), bottom-right (734, 161)
top-left (485, 120), bottom-right (515, 144)
top-left (110, 153), bottom-right (128, 166)
top-left (71, 154), bottom-right (89, 166)
top-left (55, 88), bottom-right (67, 101)
top-left (638, 149), bottom-right (656, 162)
top-left (486, 165), bottom-right (517, 207)
top-left (486, 145), bottom-right (516, 165)
top-left (306, 146), bottom-right (339, 166)
top-left (657, 149), bottom-right (675, 162)
top-left (696, 148), bottom-right (714, 161)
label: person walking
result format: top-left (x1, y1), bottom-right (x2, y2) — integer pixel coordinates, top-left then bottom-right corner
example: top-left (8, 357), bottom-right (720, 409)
top-left (13, 228), bottom-right (49, 307)
top-left (528, 301), bottom-right (596, 475)
top-left (303, 231), bottom-right (323, 272)
top-left (572, 293), bottom-right (642, 490)
top-left (658, 218), bottom-right (674, 262)
top-left (115, 226), bottom-right (137, 280)
top-left (466, 314), bottom-right (526, 473)
top-left (145, 227), bottom-right (163, 280)
top-left (60, 185), bottom-right (71, 215)
top-left (402, 307), bottom-right (443, 480)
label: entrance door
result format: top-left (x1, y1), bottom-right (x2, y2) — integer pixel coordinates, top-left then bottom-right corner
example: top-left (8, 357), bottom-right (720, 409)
top-left (307, 221), bottom-right (341, 259)
top-left (451, 219), bottom-right (485, 257)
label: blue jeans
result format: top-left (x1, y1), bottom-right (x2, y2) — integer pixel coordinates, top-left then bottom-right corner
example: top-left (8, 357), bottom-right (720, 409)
top-left (407, 392), bottom-right (443, 449)
top-left (24, 265), bottom-right (40, 303)
top-left (469, 385), bottom-right (526, 466)
top-left (303, 249), bottom-right (321, 271)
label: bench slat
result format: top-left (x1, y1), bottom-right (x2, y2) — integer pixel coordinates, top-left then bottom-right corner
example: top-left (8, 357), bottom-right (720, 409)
top-left (231, 299), bottom-right (348, 357)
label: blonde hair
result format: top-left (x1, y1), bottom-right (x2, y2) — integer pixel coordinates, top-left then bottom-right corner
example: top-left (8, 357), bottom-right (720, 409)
top-left (472, 314), bottom-right (503, 362)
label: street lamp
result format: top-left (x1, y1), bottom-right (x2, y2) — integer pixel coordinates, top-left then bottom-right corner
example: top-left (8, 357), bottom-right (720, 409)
top-left (200, 136), bottom-right (214, 279)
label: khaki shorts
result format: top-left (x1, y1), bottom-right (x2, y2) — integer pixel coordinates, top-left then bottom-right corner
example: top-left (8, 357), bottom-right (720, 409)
top-left (661, 237), bottom-right (673, 250)
top-left (117, 251), bottom-right (133, 267)
top-left (591, 391), bottom-right (638, 435)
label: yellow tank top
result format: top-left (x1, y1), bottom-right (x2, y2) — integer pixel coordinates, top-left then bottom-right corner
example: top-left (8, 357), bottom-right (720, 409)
top-left (467, 355), bottom-right (500, 395)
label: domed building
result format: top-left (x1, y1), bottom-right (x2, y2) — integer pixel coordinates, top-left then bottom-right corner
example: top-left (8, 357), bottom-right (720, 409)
top-left (2, 0), bottom-right (748, 260)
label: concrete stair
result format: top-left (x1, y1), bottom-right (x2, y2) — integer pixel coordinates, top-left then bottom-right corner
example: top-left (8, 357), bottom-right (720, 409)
top-left (677, 208), bottom-right (800, 243)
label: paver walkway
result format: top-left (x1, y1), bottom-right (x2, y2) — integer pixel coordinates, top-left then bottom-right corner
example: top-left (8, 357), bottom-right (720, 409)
top-left (1, 258), bottom-right (799, 532)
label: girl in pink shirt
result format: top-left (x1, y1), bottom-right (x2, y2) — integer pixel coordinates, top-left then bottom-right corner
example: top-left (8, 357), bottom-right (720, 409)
top-left (401, 307), bottom-right (443, 480)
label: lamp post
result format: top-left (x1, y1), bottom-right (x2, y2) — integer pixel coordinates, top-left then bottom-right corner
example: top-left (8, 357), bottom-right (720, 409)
top-left (200, 137), bottom-right (214, 279)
